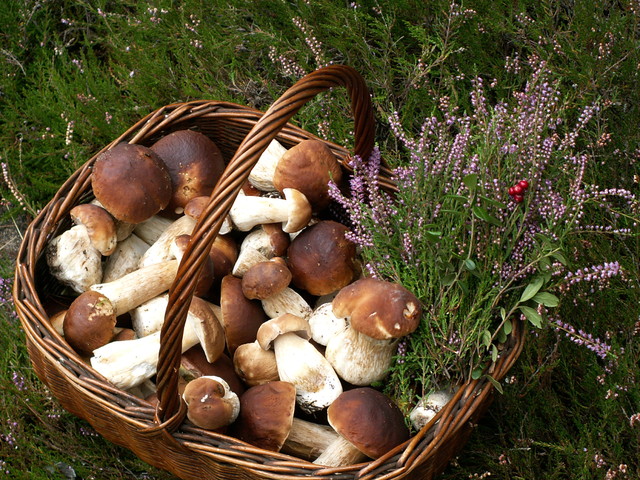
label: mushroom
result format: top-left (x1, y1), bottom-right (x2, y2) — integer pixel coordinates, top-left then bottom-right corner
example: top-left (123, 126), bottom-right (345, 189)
top-left (219, 275), bottom-right (268, 356)
top-left (256, 314), bottom-right (342, 413)
top-left (230, 381), bottom-right (296, 452)
top-left (63, 259), bottom-right (179, 353)
top-left (182, 376), bottom-right (240, 430)
top-left (133, 215), bottom-right (174, 245)
top-left (286, 220), bottom-right (358, 296)
top-left (183, 195), bottom-right (233, 236)
top-left (240, 257), bottom-right (311, 319)
top-left (232, 340), bottom-right (279, 386)
top-left (313, 387), bottom-right (410, 467)
top-left (91, 296), bottom-right (224, 389)
top-left (228, 188), bottom-right (312, 233)
top-left (273, 139), bottom-right (343, 212)
top-left (230, 381), bottom-right (340, 461)
top-left (324, 277), bottom-right (422, 386)
top-left (69, 204), bottom-right (118, 256)
top-left (409, 389), bottom-right (455, 431)
top-left (307, 302), bottom-right (348, 346)
top-left (150, 130), bottom-right (226, 218)
top-left (232, 224), bottom-right (290, 276)
top-left (137, 214), bottom-right (196, 268)
top-left (46, 203), bottom-right (119, 293)
top-left (101, 233), bottom-right (150, 283)
top-left (247, 138), bottom-right (288, 192)
top-left (46, 225), bottom-right (103, 293)
top-left (91, 142), bottom-right (173, 224)
top-left (181, 346), bottom-right (245, 396)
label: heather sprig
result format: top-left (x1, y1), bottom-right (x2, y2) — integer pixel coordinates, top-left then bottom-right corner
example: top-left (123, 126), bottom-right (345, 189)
top-left (330, 55), bottom-right (638, 415)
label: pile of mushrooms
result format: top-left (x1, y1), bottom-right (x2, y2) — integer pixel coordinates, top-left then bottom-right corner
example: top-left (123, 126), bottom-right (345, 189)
top-left (44, 132), bottom-right (440, 466)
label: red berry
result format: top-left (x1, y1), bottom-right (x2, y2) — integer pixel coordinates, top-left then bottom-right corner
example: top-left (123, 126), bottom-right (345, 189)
top-left (513, 194), bottom-right (524, 203)
top-left (513, 184), bottom-right (523, 195)
top-left (518, 180), bottom-right (529, 190)
top-left (508, 186), bottom-right (516, 196)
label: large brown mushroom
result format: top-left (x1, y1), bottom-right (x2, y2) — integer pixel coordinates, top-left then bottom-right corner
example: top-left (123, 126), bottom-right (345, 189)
top-left (313, 387), bottom-right (410, 466)
top-left (150, 130), bottom-right (226, 218)
top-left (286, 220), bottom-right (358, 296)
top-left (273, 139), bottom-right (343, 212)
top-left (91, 142), bottom-right (173, 224)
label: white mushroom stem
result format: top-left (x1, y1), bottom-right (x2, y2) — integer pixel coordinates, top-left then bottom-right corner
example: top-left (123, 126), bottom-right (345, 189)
top-left (102, 233), bottom-right (150, 283)
top-left (232, 246), bottom-right (269, 277)
top-left (46, 225), bottom-right (102, 293)
top-left (90, 259), bottom-right (179, 316)
top-left (248, 139), bottom-right (287, 192)
top-left (91, 301), bottom-right (216, 389)
top-left (324, 325), bottom-right (399, 386)
top-left (133, 215), bottom-right (174, 244)
top-left (313, 434), bottom-right (367, 467)
top-left (308, 303), bottom-right (348, 346)
top-left (262, 288), bottom-right (312, 319)
top-left (409, 389), bottom-right (455, 431)
top-left (228, 188), bottom-right (311, 233)
top-left (281, 417), bottom-right (340, 461)
top-left (138, 215), bottom-right (196, 268)
top-left (273, 332), bottom-right (342, 414)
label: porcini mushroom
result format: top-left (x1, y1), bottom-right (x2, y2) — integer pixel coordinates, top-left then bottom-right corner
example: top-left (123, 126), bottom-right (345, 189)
top-left (313, 387), bottom-right (410, 467)
top-left (228, 188), bottom-right (312, 233)
top-left (286, 220), bottom-right (358, 296)
top-left (409, 389), bottom-right (455, 431)
top-left (91, 296), bottom-right (224, 389)
top-left (91, 142), bottom-right (173, 224)
top-left (324, 277), bottom-right (422, 386)
top-left (247, 138), bottom-right (288, 192)
top-left (101, 233), bottom-right (150, 283)
top-left (150, 130), bottom-right (225, 218)
top-left (233, 340), bottom-right (279, 386)
top-left (273, 139), bottom-right (343, 212)
top-left (256, 314), bottom-right (342, 413)
top-left (182, 376), bottom-right (240, 430)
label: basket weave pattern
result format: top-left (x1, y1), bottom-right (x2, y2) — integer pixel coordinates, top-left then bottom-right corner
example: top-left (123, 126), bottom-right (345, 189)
top-left (13, 66), bottom-right (525, 480)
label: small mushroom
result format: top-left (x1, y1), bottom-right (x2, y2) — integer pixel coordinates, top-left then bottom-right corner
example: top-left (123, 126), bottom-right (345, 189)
top-left (150, 130), bottom-right (226, 218)
top-left (233, 340), bottom-right (279, 386)
top-left (182, 376), bottom-right (240, 430)
top-left (69, 203), bottom-right (118, 256)
top-left (409, 389), bottom-right (455, 431)
top-left (313, 387), bottom-right (410, 467)
top-left (91, 142), bottom-right (173, 224)
top-left (257, 314), bottom-right (342, 413)
top-left (273, 139), bottom-right (343, 212)
top-left (241, 258), bottom-right (292, 301)
top-left (286, 220), bottom-right (358, 296)
top-left (228, 188), bottom-right (312, 233)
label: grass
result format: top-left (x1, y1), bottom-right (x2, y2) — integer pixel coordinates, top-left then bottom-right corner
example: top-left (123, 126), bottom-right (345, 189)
top-left (1, 0), bottom-right (639, 478)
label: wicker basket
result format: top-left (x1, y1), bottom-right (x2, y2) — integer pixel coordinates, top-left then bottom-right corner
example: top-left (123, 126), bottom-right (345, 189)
top-left (13, 65), bottom-right (525, 480)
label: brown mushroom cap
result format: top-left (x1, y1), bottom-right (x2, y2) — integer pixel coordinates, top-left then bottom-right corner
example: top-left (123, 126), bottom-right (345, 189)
top-left (273, 139), bottom-right (342, 212)
top-left (230, 381), bottom-right (297, 452)
top-left (182, 376), bottom-right (239, 430)
top-left (64, 290), bottom-right (117, 354)
top-left (241, 258), bottom-right (292, 300)
top-left (286, 220), bottom-right (357, 296)
top-left (327, 387), bottom-right (409, 459)
top-left (332, 277), bottom-right (422, 340)
top-left (69, 204), bottom-right (118, 256)
top-left (150, 130), bottom-right (226, 217)
top-left (220, 275), bottom-right (268, 355)
top-left (261, 223), bottom-right (290, 257)
top-left (232, 341), bottom-right (279, 386)
top-left (92, 142), bottom-right (172, 224)
top-left (256, 313), bottom-right (311, 351)
top-left (181, 347), bottom-right (245, 396)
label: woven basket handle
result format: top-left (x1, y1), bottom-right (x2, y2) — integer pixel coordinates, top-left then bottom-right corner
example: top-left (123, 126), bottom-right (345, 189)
top-left (155, 65), bottom-right (376, 423)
